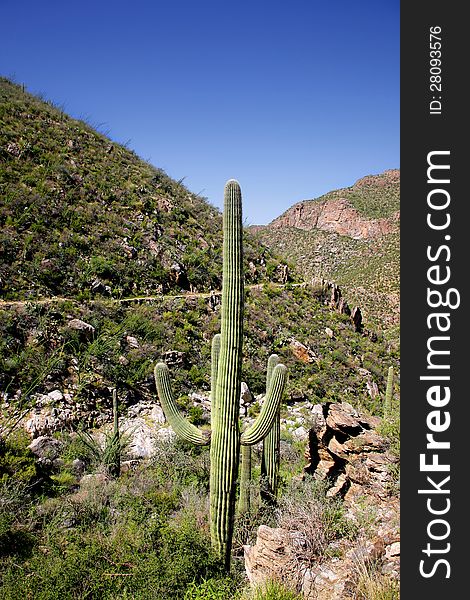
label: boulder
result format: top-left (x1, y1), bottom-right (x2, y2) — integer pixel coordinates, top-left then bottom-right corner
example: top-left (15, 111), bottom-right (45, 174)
top-left (67, 318), bottom-right (95, 338)
top-left (244, 402), bottom-right (400, 598)
top-left (28, 436), bottom-right (62, 461)
top-left (289, 339), bottom-right (317, 363)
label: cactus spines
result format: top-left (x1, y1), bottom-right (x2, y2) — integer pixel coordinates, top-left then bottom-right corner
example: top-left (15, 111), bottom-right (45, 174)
top-left (384, 366), bottom-right (394, 418)
top-left (154, 179), bottom-right (287, 569)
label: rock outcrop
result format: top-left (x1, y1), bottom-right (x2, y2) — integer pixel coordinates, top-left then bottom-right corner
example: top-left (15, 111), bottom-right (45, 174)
top-left (270, 197), bottom-right (397, 240)
top-left (244, 402), bottom-right (399, 599)
top-left (268, 170), bottom-right (400, 241)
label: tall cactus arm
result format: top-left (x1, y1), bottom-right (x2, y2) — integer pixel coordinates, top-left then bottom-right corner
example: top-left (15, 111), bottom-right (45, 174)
top-left (238, 444), bottom-right (252, 513)
top-left (266, 354), bottom-right (280, 392)
top-left (154, 362), bottom-right (209, 446)
top-left (241, 363), bottom-right (287, 446)
top-left (261, 354), bottom-right (281, 501)
top-left (261, 415), bottom-right (280, 501)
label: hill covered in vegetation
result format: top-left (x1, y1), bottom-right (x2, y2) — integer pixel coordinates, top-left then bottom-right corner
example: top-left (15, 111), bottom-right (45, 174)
top-left (0, 77), bottom-right (289, 301)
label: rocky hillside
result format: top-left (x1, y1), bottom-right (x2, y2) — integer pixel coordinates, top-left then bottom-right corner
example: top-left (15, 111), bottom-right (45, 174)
top-left (245, 402), bottom-right (399, 599)
top-left (0, 77), bottom-right (289, 301)
top-left (252, 171), bottom-right (400, 339)
top-left (269, 170), bottom-right (399, 240)
top-left (0, 78), bottom-right (399, 414)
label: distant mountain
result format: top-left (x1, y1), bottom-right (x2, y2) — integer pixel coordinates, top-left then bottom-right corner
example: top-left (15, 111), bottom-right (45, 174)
top-left (252, 171), bottom-right (400, 339)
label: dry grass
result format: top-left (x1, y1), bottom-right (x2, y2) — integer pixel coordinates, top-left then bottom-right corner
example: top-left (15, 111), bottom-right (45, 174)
top-left (275, 477), bottom-right (357, 567)
top-left (354, 556), bottom-right (399, 600)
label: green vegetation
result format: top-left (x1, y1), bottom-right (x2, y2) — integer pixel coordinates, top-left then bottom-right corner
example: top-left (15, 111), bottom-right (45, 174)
top-left (246, 581), bottom-right (303, 600)
top-left (0, 77), bottom-right (288, 301)
top-left (0, 429), bottom-right (306, 599)
top-left (0, 283), bottom-right (400, 419)
top-left (384, 366), bottom-right (394, 419)
top-left (0, 445), bottom-right (226, 599)
top-left (0, 77), bottom-right (400, 598)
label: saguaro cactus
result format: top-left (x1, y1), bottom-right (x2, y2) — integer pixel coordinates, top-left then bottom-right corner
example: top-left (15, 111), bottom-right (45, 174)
top-left (154, 180), bottom-right (287, 569)
top-left (240, 354), bottom-right (281, 512)
top-left (384, 366), bottom-right (394, 418)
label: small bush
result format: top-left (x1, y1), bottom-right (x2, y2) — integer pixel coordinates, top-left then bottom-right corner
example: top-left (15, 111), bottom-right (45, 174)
top-left (0, 478), bottom-right (34, 557)
top-left (0, 430), bottom-right (40, 485)
top-left (275, 477), bottom-right (358, 565)
top-left (184, 577), bottom-right (241, 599)
top-left (355, 557), bottom-right (399, 600)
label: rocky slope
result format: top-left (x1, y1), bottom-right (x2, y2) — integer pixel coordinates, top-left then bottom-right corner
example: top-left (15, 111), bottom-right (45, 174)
top-left (0, 79), bottom-right (400, 599)
top-left (252, 171), bottom-right (400, 339)
top-left (0, 77), bottom-right (288, 301)
top-left (245, 402), bottom-right (399, 599)
top-left (268, 170), bottom-right (399, 240)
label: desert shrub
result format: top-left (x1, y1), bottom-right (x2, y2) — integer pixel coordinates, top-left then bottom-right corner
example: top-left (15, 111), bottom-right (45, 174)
top-left (377, 409), bottom-right (400, 494)
top-left (233, 497), bottom-right (277, 556)
top-left (76, 427), bottom-right (131, 477)
top-left (354, 556), bottom-right (400, 600)
top-left (0, 467), bottom-right (226, 599)
top-left (0, 430), bottom-right (39, 485)
top-left (184, 577), bottom-right (242, 599)
top-left (0, 478), bottom-right (35, 558)
top-left (275, 477), bottom-right (358, 565)
top-left (151, 437), bottom-right (211, 491)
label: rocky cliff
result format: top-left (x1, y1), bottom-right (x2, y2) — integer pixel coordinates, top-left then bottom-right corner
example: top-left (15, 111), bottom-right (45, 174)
top-left (251, 170), bottom-right (400, 338)
top-left (244, 402), bottom-right (399, 599)
top-left (268, 170), bottom-right (400, 240)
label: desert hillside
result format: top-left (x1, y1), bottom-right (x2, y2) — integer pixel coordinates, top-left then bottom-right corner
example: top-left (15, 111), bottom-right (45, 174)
top-left (251, 170), bottom-right (400, 340)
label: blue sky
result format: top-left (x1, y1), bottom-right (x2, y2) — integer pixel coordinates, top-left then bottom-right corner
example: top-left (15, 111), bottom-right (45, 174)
top-left (1, 0), bottom-right (399, 224)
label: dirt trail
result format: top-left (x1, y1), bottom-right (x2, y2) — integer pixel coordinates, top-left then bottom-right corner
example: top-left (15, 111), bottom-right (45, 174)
top-left (0, 283), bottom-right (305, 309)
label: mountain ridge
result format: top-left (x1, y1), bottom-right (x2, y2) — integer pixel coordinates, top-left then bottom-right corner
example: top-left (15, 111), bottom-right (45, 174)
top-left (255, 169), bottom-right (399, 239)
top-left (251, 170), bottom-right (400, 338)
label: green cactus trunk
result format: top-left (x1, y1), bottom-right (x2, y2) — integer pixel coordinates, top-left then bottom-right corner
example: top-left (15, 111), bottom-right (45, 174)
top-left (384, 366), bottom-right (394, 418)
top-left (260, 411), bottom-right (280, 503)
top-left (209, 180), bottom-right (244, 567)
top-left (238, 444), bottom-right (252, 514)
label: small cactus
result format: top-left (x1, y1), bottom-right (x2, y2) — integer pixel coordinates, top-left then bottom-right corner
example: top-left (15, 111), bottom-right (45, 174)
top-left (384, 366), bottom-right (394, 418)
